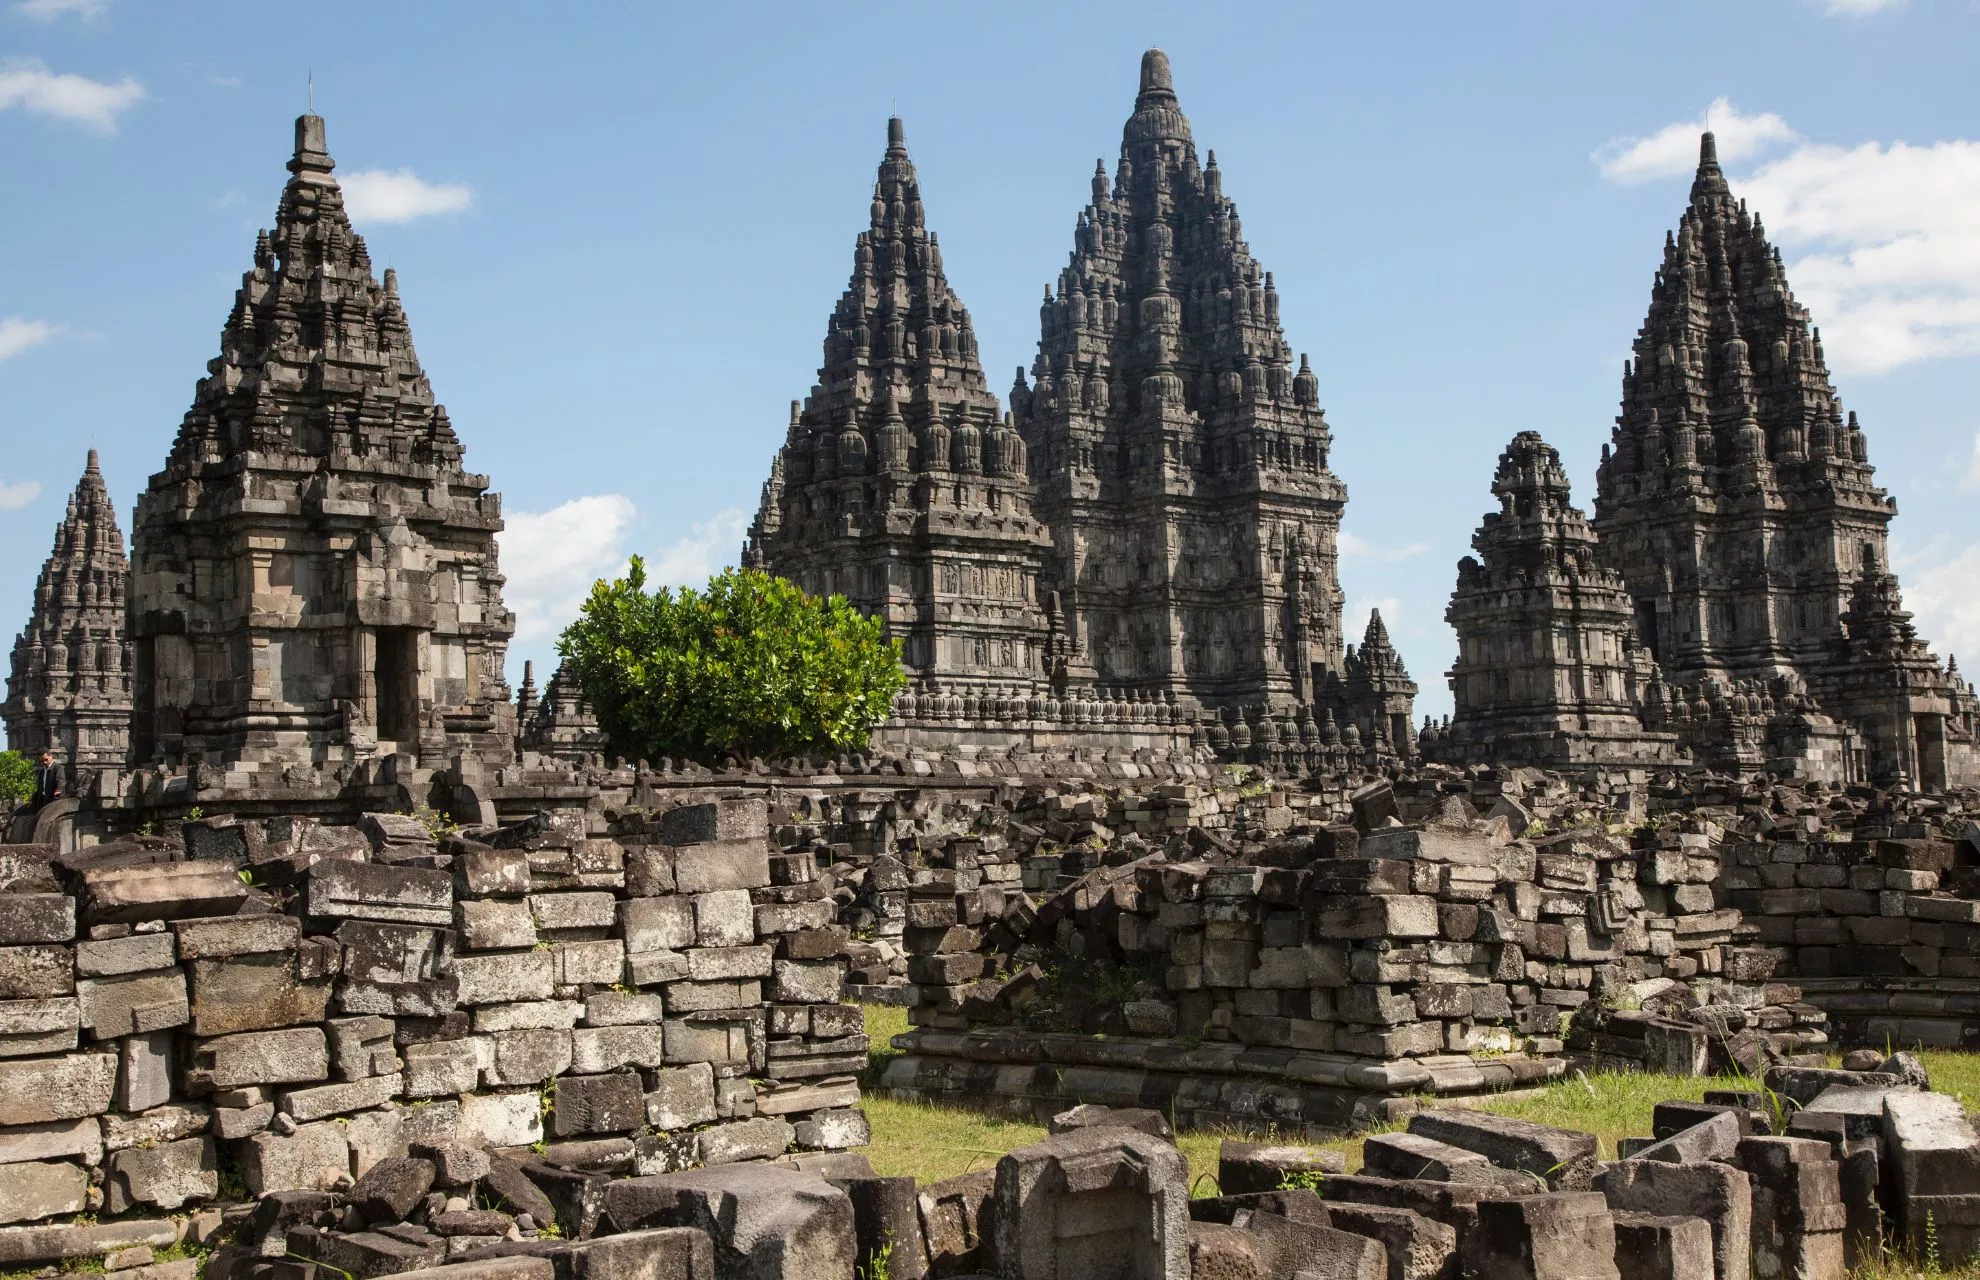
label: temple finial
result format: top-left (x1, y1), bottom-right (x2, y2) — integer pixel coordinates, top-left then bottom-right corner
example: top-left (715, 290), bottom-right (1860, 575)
top-left (290, 112), bottom-right (334, 177)
top-left (1137, 48), bottom-right (1176, 105)
top-left (886, 115), bottom-right (906, 154)
top-left (1699, 131), bottom-right (1718, 170)
top-left (86, 448), bottom-right (99, 474)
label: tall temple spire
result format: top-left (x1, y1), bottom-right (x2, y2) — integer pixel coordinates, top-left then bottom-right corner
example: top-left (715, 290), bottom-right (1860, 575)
top-left (129, 112), bottom-right (515, 782)
top-left (1591, 126), bottom-right (1972, 788)
top-left (1015, 49), bottom-right (1365, 722)
top-left (746, 117), bottom-right (1051, 693)
top-left (3, 451), bottom-right (134, 773)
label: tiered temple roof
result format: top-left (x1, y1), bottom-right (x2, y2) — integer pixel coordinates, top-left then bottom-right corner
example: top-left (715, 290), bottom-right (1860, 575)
top-left (745, 117), bottom-right (1052, 697)
top-left (128, 113), bottom-right (515, 786)
top-left (2, 450), bottom-right (134, 774)
top-left (1593, 133), bottom-right (1974, 787)
top-left (1443, 432), bottom-right (1673, 767)
top-left (1013, 49), bottom-right (1355, 717)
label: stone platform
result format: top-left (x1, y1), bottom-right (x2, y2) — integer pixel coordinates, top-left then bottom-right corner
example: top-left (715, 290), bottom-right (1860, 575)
top-left (879, 1028), bottom-right (1566, 1132)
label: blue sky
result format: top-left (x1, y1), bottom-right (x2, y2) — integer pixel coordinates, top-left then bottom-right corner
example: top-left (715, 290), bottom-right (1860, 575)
top-left (2, 0), bottom-right (1975, 718)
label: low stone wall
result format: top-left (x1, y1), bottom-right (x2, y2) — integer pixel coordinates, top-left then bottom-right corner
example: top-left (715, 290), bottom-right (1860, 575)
top-left (876, 770), bottom-right (1980, 1128)
top-left (0, 795), bottom-right (865, 1232)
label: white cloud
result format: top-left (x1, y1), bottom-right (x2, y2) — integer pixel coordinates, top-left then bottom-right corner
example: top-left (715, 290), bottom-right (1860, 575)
top-left (1594, 98), bottom-right (1797, 184)
top-left (1899, 541), bottom-right (1980, 666)
top-left (1740, 138), bottom-right (1980, 372)
top-left (0, 317), bottom-right (55, 360)
top-left (1596, 103), bottom-right (1980, 375)
top-left (13, 0), bottom-right (107, 21)
top-left (338, 169), bottom-right (473, 224)
top-left (0, 57), bottom-right (141, 132)
top-left (0, 478), bottom-right (40, 510)
top-left (1346, 597), bottom-right (1402, 644)
top-left (1963, 431), bottom-right (1980, 493)
top-left (1823, 0), bottom-right (1903, 13)
top-left (1338, 529), bottom-right (1431, 563)
top-left (646, 509), bottom-right (749, 589)
top-left (498, 494), bottom-right (637, 645)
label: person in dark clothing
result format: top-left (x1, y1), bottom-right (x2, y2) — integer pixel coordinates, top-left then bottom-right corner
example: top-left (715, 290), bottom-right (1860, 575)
top-left (29, 752), bottom-right (63, 811)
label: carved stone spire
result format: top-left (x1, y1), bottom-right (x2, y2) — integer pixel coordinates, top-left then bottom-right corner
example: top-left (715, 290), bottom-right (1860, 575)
top-left (129, 113), bottom-right (515, 783)
top-left (746, 118), bottom-right (1052, 695)
top-left (1018, 49), bottom-right (1350, 714)
top-left (3, 450), bottom-right (134, 773)
top-left (1590, 132), bottom-right (1973, 788)
top-left (1444, 433), bottom-right (1676, 768)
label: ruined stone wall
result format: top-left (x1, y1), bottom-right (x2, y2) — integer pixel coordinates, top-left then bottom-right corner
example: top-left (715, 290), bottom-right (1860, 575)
top-left (0, 796), bottom-right (865, 1230)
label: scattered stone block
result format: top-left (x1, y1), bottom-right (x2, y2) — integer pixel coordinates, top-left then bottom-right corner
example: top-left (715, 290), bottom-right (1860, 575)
top-left (1408, 1108), bottom-right (1599, 1190)
top-left (1612, 1211), bottom-right (1715, 1280)
top-left (1466, 1192), bottom-right (1620, 1280)
top-left (599, 1163), bottom-right (854, 1280)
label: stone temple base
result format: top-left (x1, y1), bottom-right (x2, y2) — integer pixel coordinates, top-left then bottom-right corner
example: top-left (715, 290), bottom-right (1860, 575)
top-left (877, 1028), bottom-right (1566, 1134)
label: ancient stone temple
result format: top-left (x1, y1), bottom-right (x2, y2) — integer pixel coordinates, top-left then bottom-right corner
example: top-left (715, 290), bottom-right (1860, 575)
top-left (515, 659), bottom-right (610, 766)
top-left (1592, 132), bottom-right (1977, 788)
top-left (1337, 610), bottom-right (1419, 758)
top-left (1014, 49), bottom-right (1351, 716)
top-left (1442, 432), bottom-right (1677, 769)
top-left (2, 450), bottom-right (134, 775)
top-left (127, 113), bottom-right (517, 795)
top-left (744, 117), bottom-right (1054, 702)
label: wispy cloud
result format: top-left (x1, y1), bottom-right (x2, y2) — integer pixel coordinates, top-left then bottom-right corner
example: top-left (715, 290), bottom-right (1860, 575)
top-left (0, 316), bottom-right (56, 360)
top-left (0, 478), bottom-right (40, 510)
top-left (1595, 103), bottom-right (1980, 374)
top-left (338, 169), bottom-right (473, 224)
top-left (1963, 432), bottom-right (1980, 493)
top-left (12, 0), bottom-right (107, 22)
top-left (1823, 0), bottom-right (1904, 13)
top-left (1897, 538), bottom-right (1980, 665)
top-left (1593, 98), bottom-right (1797, 184)
top-left (1338, 529), bottom-right (1432, 563)
top-left (498, 494), bottom-right (638, 645)
top-left (647, 509), bottom-right (748, 589)
top-left (0, 57), bottom-right (141, 132)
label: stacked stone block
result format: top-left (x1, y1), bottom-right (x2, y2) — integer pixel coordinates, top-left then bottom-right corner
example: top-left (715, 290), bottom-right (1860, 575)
top-left (0, 796), bottom-right (865, 1241)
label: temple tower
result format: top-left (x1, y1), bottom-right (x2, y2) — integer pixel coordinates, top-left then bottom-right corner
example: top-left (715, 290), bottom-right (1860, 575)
top-left (1445, 433), bottom-right (1675, 768)
top-left (128, 114), bottom-right (516, 783)
top-left (745, 118), bottom-right (1053, 698)
top-left (1594, 133), bottom-right (1975, 787)
top-left (1014, 49), bottom-right (1349, 714)
top-left (2, 450), bottom-right (134, 774)
top-left (1339, 609), bottom-right (1420, 759)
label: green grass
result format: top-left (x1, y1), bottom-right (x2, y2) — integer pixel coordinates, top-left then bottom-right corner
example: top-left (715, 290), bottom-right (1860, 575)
top-left (857, 1004), bottom-right (1980, 1275)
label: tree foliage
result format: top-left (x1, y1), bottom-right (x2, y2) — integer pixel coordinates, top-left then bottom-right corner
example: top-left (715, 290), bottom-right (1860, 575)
top-left (557, 560), bottom-right (907, 763)
top-left (0, 750), bottom-right (33, 810)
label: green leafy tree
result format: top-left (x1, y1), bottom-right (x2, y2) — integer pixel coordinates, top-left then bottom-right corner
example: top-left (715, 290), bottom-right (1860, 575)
top-left (0, 750), bottom-right (33, 811)
top-left (557, 560), bottom-right (907, 763)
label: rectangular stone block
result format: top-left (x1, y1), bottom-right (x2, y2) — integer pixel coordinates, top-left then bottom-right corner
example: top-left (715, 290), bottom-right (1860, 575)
top-left (1468, 1192), bottom-right (1620, 1280)
top-left (402, 1037), bottom-right (480, 1102)
top-left (620, 898), bottom-right (694, 953)
top-left (0, 947), bottom-right (71, 1000)
top-left (673, 841), bottom-right (772, 894)
top-left (659, 799), bottom-right (766, 846)
top-left (644, 1062), bottom-right (717, 1131)
top-left (75, 933), bottom-right (176, 977)
top-left (1596, 1159), bottom-right (1752, 1280)
top-left (551, 939), bottom-right (626, 986)
top-left (530, 892), bottom-right (618, 931)
top-left (187, 1027), bottom-right (328, 1092)
top-left (0, 898), bottom-right (73, 947)
top-left (0, 1159), bottom-right (88, 1225)
top-left (452, 950), bottom-right (554, 1005)
top-left (307, 861), bottom-right (452, 926)
top-left (571, 1025), bottom-right (667, 1073)
top-left (663, 980), bottom-right (758, 1013)
top-left (171, 913), bottom-right (298, 958)
top-left (457, 899), bottom-right (537, 951)
top-left (83, 861), bottom-right (247, 924)
top-left (189, 952), bottom-right (332, 1036)
top-left (1409, 1109), bottom-right (1598, 1190)
top-left (77, 969), bottom-right (189, 1039)
top-left (693, 890), bottom-right (755, 947)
